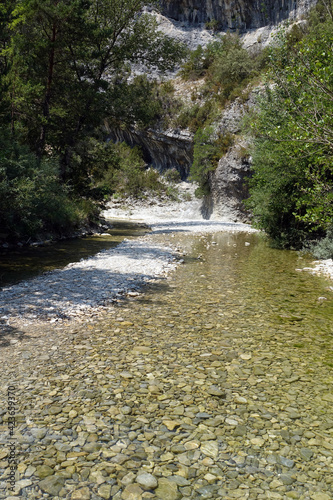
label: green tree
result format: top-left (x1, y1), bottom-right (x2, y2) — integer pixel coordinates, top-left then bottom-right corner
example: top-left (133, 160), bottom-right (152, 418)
top-left (0, 1), bottom-right (16, 125)
top-left (5, 0), bottom-right (184, 180)
top-left (247, 6), bottom-right (333, 248)
top-left (0, 125), bottom-right (96, 242)
top-left (207, 33), bottom-right (253, 99)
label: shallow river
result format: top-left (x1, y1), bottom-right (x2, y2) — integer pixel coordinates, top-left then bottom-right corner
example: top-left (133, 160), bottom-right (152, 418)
top-left (0, 221), bottom-right (148, 288)
top-left (1, 229), bottom-right (332, 499)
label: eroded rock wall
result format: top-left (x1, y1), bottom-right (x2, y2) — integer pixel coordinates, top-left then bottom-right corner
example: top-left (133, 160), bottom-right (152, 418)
top-left (203, 93), bottom-right (257, 222)
top-left (205, 141), bottom-right (252, 222)
top-left (109, 128), bottom-right (193, 180)
top-left (160, 0), bottom-right (315, 30)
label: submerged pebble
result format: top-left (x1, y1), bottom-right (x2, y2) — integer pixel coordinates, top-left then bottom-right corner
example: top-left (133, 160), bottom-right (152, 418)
top-left (0, 230), bottom-right (332, 499)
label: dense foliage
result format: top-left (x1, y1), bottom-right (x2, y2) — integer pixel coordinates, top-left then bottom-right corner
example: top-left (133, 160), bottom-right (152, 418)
top-left (2, 0), bottom-right (333, 253)
top-left (0, 127), bottom-right (98, 240)
top-left (247, 3), bottom-right (333, 249)
top-left (0, 0), bottom-right (183, 242)
top-left (180, 33), bottom-right (266, 103)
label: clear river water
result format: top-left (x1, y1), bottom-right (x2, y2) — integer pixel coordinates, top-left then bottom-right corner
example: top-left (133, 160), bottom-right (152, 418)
top-left (0, 226), bottom-right (332, 499)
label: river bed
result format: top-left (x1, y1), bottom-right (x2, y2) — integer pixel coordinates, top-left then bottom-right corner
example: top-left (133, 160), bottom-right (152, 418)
top-left (0, 227), bottom-right (332, 499)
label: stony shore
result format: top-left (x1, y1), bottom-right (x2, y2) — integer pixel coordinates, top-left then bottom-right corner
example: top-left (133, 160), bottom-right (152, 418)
top-left (0, 225), bottom-right (332, 500)
top-left (0, 215), bottom-right (256, 327)
top-left (0, 199), bottom-right (332, 500)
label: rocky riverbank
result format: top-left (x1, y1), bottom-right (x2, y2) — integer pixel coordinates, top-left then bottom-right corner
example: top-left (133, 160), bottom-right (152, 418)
top-left (0, 228), bottom-right (332, 500)
top-left (0, 218), bottom-right (256, 327)
top-left (1, 188), bottom-right (333, 328)
top-left (298, 259), bottom-right (333, 283)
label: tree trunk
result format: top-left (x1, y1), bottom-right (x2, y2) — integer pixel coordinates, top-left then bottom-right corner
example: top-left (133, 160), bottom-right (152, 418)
top-left (36, 22), bottom-right (57, 158)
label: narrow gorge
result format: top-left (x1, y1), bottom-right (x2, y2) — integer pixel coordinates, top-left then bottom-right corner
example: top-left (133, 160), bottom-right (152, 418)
top-left (107, 0), bottom-right (317, 223)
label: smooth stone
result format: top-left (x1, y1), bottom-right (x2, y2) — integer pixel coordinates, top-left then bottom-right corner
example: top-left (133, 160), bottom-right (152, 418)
top-left (167, 476), bottom-right (190, 486)
top-left (278, 456), bottom-right (294, 468)
top-left (311, 493), bottom-right (331, 500)
top-left (280, 430), bottom-right (290, 441)
top-left (184, 441), bottom-right (199, 450)
top-left (160, 452), bottom-right (174, 461)
top-left (234, 425), bottom-right (247, 436)
top-left (207, 385), bottom-right (225, 397)
top-left (280, 474), bottom-right (296, 485)
top-left (71, 487), bottom-right (91, 500)
top-left (171, 444), bottom-right (186, 454)
top-left (48, 406), bottom-right (62, 415)
top-left (162, 419), bottom-right (181, 430)
top-left (300, 448), bottom-right (314, 461)
top-left (83, 442), bottom-right (102, 453)
top-left (121, 472), bottom-right (136, 486)
top-left (55, 442), bottom-right (72, 452)
top-left (77, 389), bottom-right (98, 398)
top-left (195, 413), bottom-right (211, 419)
top-left (204, 473), bottom-right (217, 482)
top-left (121, 406), bottom-right (132, 415)
top-left (196, 485), bottom-right (219, 498)
top-left (132, 346), bottom-right (152, 354)
top-left (240, 353), bottom-right (252, 360)
top-left (14, 479), bottom-right (32, 489)
top-left (225, 418), bottom-right (238, 426)
top-left (155, 478), bottom-right (180, 500)
top-left (121, 483), bottom-right (143, 500)
top-left (24, 465), bottom-right (36, 477)
top-left (253, 366), bottom-right (265, 375)
top-left (36, 465), bottom-right (54, 479)
top-left (136, 472), bottom-right (158, 490)
top-left (98, 484), bottom-right (112, 499)
top-left (250, 437), bottom-right (264, 447)
top-left (39, 475), bottom-right (65, 496)
top-left (30, 428), bottom-right (47, 439)
top-left (234, 396), bottom-right (247, 404)
top-left (200, 441), bottom-right (219, 460)
top-left (288, 411), bottom-right (301, 419)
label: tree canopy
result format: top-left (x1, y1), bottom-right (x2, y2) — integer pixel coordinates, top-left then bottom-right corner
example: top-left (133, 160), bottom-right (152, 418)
top-left (3, 0), bottom-right (183, 165)
top-left (0, 0), bottom-right (184, 241)
top-left (246, 5), bottom-right (333, 248)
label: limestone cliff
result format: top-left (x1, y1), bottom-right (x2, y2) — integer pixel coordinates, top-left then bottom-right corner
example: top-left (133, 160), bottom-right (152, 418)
top-left (160, 0), bottom-right (315, 31)
top-left (202, 91), bottom-right (258, 222)
top-left (109, 127), bottom-right (193, 180)
top-left (205, 141), bottom-right (252, 222)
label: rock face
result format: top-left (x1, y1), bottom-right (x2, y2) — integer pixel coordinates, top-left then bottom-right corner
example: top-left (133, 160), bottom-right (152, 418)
top-left (110, 91), bottom-right (255, 221)
top-left (203, 91), bottom-right (258, 222)
top-left (109, 127), bottom-right (193, 180)
top-left (160, 0), bottom-right (315, 31)
top-left (206, 141), bottom-right (252, 222)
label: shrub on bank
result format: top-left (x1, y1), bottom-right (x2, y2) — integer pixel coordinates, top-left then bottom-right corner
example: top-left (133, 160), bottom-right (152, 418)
top-left (305, 227), bottom-right (333, 260)
top-left (0, 133), bottom-right (97, 243)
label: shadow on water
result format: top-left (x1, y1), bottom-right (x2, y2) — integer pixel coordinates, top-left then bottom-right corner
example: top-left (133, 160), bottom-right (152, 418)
top-left (0, 239), bottom-right (179, 322)
top-left (0, 319), bottom-right (30, 348)
top-left (0, 221), bottom-right (149, 288)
